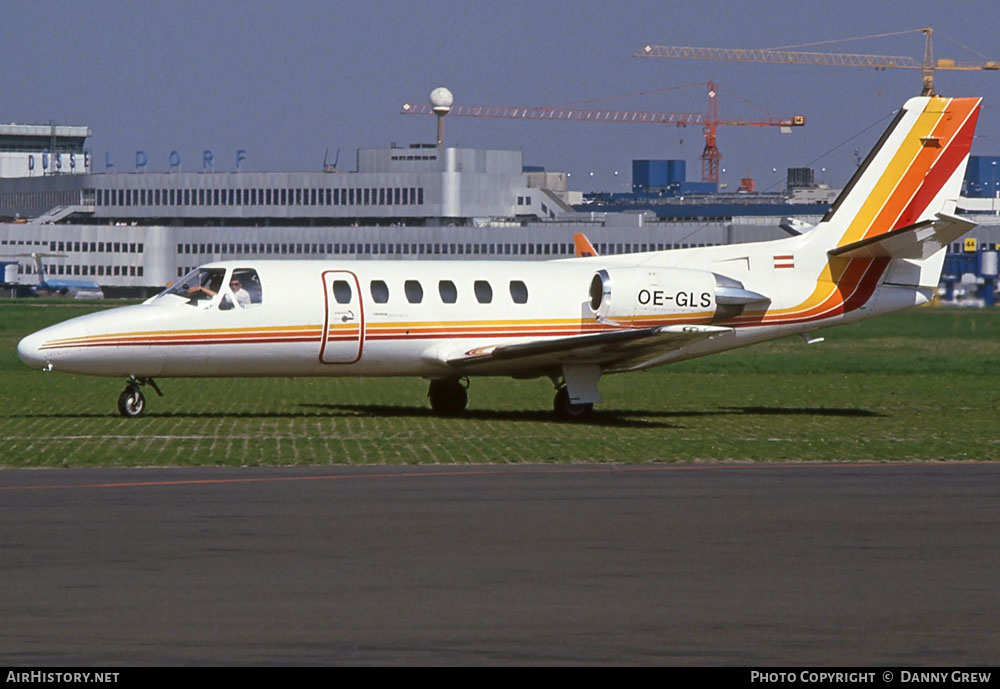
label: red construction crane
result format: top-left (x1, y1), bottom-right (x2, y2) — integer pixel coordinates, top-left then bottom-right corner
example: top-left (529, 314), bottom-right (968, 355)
top-left (400, 82), bottom-right (805, 184)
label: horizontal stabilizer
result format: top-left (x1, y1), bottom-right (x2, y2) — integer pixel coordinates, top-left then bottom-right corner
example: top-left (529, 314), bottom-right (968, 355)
top-left (443, 324), bottom-right (731, 369)
top-left (828, 213), bottom-right (977, 261)
top-left (778, 217), bottom-right (815, 236)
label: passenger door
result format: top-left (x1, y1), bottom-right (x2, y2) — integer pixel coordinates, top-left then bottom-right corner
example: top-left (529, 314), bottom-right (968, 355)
top-left (320, 270), bottom-right (364, 364)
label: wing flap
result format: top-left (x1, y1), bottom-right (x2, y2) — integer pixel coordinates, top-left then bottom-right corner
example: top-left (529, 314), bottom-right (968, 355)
top-left (442, 323), bottom-right (732, 371)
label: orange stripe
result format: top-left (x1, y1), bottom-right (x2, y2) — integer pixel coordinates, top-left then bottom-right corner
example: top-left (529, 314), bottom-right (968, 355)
top-left (838, 97), bottom-right (948, 247)
top-left (864, 97), bottom-right (976, 240)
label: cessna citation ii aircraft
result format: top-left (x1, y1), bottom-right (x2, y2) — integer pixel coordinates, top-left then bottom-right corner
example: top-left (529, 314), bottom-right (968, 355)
top-left (17, 95), bottom-right (982, 420)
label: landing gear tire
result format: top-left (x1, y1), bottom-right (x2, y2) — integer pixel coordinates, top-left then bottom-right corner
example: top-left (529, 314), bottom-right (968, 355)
top-left (117, 387), bottom-right (146, 418)
top-left (553, 386), bottom-right (593, 421)
top-left (428, 378), bottom-right (468, 416)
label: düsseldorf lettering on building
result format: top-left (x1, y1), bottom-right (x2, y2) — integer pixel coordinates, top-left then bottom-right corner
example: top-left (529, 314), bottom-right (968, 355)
top-left (27, 150), bottom-right (91, 173)
top-left (103, 149), bottom-right (248, 171)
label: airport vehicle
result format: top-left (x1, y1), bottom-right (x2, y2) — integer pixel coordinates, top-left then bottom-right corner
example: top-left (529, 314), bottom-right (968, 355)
top-left (17, 96), bottom-right (981, 419)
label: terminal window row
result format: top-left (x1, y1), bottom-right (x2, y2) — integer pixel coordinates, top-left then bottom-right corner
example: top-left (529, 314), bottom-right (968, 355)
top-left (21, 263), bottom-right (143, 277)
top-left (174, 241), bottom-right (695, 258)
top-left (96, 186), bottom-right (425, 208)
top-left (177, 241), bottom-right (578, 257)
top-left (1, 238), bottom-right (143, 254)
top-left (45, 240), bottom-right (143, 254)
top-left (0, 189), bottom-right (80, 211)
top-left (0, 239), bottom-right (48, 247)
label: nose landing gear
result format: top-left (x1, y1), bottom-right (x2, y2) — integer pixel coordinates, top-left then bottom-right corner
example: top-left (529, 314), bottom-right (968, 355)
top-left (117, 376), bottom-right (163, 418)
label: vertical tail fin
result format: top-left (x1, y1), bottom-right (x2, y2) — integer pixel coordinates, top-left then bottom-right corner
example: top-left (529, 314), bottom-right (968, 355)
top-left (811, 96), bottom-right (981, 250)
top-left (573, 232), bottom-right (598, 257)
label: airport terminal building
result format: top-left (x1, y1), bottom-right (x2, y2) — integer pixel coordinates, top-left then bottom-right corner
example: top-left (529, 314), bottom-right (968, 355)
top-left (0, 137), bottom-right (802, 292)
top-left (1, 121), bottom-right (997, 294)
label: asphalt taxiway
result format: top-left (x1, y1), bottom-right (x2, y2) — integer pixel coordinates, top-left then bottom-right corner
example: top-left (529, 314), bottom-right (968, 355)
top-left (1, 463), bottom-right (998, 665)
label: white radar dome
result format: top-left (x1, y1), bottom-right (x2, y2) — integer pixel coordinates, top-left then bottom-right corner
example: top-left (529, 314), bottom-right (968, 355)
top-left (430, 87), bottom-right (453, 113)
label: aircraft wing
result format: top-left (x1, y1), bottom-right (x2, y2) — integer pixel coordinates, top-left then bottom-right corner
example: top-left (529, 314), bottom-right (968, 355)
top-left (440, 323), bottom-right (732, 372)
top-left (828, 213), bottom-right (977, 261)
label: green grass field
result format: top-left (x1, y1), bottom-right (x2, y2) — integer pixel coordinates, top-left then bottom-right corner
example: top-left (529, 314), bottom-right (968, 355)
top-left (2, 300), bottom-right (999, 466)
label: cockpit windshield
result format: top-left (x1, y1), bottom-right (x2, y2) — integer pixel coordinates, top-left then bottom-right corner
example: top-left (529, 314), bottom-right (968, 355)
top-left (157, 267), bottom-right (227, 305)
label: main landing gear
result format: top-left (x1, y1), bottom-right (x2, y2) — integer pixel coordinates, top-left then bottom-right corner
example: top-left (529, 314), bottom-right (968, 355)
top-left (426, 371), bottom-right (599, 422)
top-left (117, 376), bottom-right (163, 418)
top-left (550, 364), bottom-right (600, 422)
top-left (552, 385), bottom-right (594, 421)
top-left (428, 377), bottom-right (468, 415)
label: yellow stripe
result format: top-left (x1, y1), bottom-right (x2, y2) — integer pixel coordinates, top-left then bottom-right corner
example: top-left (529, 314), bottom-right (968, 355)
top-left (45, 323), bottom-right (322, 345)
top-left (367, 317), bottom-right (583, 329)
top-left (838, 97), bottom-right (948, 247)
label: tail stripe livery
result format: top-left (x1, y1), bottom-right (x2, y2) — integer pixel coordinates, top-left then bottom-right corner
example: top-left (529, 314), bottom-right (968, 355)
top-left (732, 96), bottom-right (982, 326)
top-left (831, 97), bottom-right (980, 248)
top-left (893, 106), bottom-right (979, 229)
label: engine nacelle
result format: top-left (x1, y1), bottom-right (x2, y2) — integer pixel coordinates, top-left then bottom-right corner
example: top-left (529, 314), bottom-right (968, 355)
top-left (588, 267), bottom-right (768, 324)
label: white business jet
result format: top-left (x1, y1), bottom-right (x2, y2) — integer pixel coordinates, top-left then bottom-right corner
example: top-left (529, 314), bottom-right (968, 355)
top-left (18, 95), bottom-right (981, 419)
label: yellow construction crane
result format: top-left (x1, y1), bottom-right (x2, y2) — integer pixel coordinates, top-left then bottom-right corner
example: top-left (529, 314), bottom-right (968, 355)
top-left (634, 27), bottom-right (997, 96)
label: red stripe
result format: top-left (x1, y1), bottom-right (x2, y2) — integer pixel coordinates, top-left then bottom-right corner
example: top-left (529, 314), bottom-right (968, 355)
top-left (840, 257), bottom-right (890, 313)
top-left (895, 103), bottom-right (980, 229)
top-left (42, 336), bottom-right (321, 349)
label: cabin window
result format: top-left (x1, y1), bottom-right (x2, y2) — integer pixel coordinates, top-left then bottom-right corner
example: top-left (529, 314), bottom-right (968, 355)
top-left (438, 280), bottom-right (457, 304)
top-left (509, 280), bottom-right (528, 304)
top-left (332, 280), bottom-right (352, 304)
top-left (370, 280), bottom-right (389, 304)
top-left (404, 280), bottom-right (423, 303)
top-left (474, 280), bottom-right (493, 304)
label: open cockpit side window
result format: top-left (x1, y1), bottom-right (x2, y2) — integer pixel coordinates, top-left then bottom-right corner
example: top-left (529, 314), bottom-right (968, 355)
top-left (219, 268), bottom-right (263, 310)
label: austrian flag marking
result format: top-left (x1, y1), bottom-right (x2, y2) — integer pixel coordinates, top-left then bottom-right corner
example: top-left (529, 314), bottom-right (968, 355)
top-left (773, 254), bottom-right (794, 269)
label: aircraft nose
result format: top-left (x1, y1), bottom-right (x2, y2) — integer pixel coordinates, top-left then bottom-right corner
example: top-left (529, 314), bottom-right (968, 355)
top-left (17, 331), bottom-right (50, 369)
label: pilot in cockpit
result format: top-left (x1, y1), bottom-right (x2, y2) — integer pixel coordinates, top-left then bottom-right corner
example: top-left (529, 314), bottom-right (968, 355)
top-left (223, 276), bottom-right (252, 309)
top-left (183, 268), bottom-right (259, 309)
top-left (187, 271), bottom-right (224, 301)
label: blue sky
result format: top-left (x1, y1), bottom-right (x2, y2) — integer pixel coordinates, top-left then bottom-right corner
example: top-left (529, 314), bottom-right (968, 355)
top-left (3, 0), bottom-right (998, 192)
